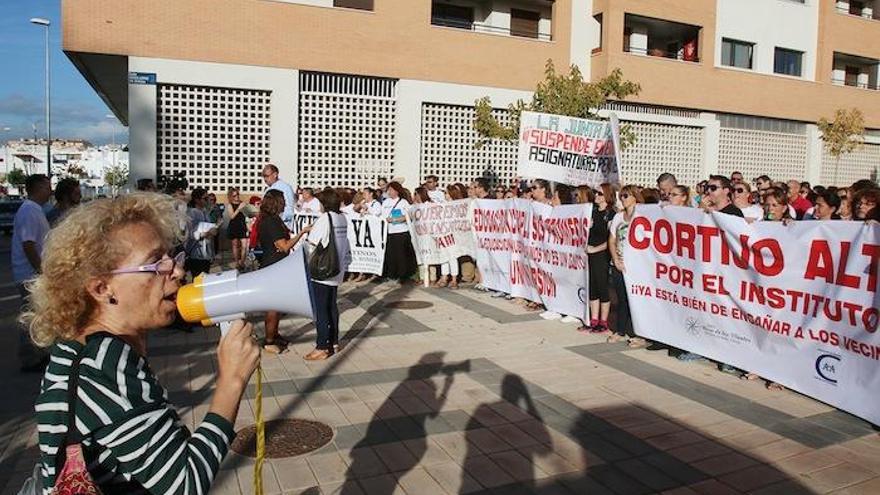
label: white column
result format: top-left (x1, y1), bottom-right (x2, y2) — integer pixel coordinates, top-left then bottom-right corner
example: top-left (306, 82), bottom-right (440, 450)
top-left (128, 81), bottom-right (157, 186)
top-left (805, 124), bottom-right (823, 184)
top-left (701, 113), bottom-right (721, 179)
top-left (394, 85), bottom-right (423, 187)
top-left (569, 0), bottom-right (595, 76)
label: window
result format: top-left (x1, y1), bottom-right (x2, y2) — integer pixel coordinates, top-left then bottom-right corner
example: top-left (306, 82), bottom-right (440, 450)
top-left (774, 48), bottom-right (803, 76)
top-left (431, 2), bottom-right (474, 30)
top-left (510, 9), bottom-right (540, 38)
top-left (849, 1), bottom-right (864, 16)
top-left (845, 66), bottom-right (861, 87)
top-left (333, 0), bottom-right (373, 10)
top-left (593, 14), bottom-right (603, 54)
top-left (721, 38), bottom-right (754, 69)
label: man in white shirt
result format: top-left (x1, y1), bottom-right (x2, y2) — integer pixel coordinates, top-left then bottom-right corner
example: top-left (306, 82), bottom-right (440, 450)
top-left (657, 172), bottom-right (678, 205)
top-left (262, 164), bottom-right (296, 229)
top-left (12, 174), bottom-right (52, 371)
top-left (424, 175), bottom-right (445, 203)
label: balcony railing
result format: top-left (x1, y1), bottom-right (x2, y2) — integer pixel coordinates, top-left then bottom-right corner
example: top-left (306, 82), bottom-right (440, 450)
top-left (431, 18), bottom-right (552, 41)
top-left (625, 46), bottom-right (700, 63)
top-left (831, 78), bottom-right (880, 90)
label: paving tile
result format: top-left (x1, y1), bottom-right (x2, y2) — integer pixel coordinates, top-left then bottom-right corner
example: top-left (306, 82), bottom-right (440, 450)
top-left (372, 442), bottom-right (419, 473)
top-left (800, 462), bottom-right (876, 493)
top-left (466, 427), bottom-right (514, 454)
top-left (717, 463), bottom-right (790, 492)
top-left (355, 473), bottom-right (403, 495)
top-left (692, 452), bottom-right (760, 477)
top-left (396, 467), bottom-right (447, 495)
top-left (343, 447), bottom-right (387, 479)
top-left (424, 460), bottom-right (483, 494)
top-left (306, 452), bottom-right (348, 485)
top-left (270, 457), bottom-right (318, 491)
top-left (460, 454), bottom-right (515, 488)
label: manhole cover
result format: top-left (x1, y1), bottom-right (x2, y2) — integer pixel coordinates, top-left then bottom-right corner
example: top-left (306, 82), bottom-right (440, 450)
top-left (231, 419), bottom-right (333, 458)
top-left (385, 300), bottom-right (433, 310)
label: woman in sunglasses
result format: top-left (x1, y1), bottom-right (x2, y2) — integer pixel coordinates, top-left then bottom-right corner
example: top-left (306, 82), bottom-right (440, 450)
top-left (531, 179), bottom-right (551, 204)
top-left (25, 193), bottom-right (260, 494)
top-left (731, 182), bottom-right (763, 223)
top-left (608, 185), bottom-right (646, 348)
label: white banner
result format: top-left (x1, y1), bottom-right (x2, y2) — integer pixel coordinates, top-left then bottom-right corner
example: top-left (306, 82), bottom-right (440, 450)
top-left (472, 199), bottom-right (591, 319)
top-left (346, 215), bottom-right (387, 275)
top-left (517, 111), bottom-right (619, 187)
top-left (624, 205), bottom-right (880, 425)
top-left (409, 199), bottom-right (476, 266)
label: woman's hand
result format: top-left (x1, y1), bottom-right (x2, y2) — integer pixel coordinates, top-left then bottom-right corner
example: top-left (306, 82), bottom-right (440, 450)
top-left (217, 321), bottom-right (259, 390)
top-left (210, 320), bottom-right (260, 424)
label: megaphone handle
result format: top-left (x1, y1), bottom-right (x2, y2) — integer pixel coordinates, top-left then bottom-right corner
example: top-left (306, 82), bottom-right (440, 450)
top-left (219, 321), bottom-right (233, 337)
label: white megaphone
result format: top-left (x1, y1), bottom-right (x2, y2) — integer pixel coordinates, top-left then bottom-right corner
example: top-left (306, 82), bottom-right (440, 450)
top-left (176, 246), bottom-right (315, 333)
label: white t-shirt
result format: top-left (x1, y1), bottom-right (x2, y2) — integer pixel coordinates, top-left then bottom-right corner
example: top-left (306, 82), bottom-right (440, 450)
top-left (365, 199), bottom-right (382, 217)
top-left (300, 197), bottom-right (322, 214)
top-left (11, 199), bottom-right (50, 282)
top-left (741, 204), bottom-right (764, 222)
top-left (307, 212), bottom-right (351, 286)
top-left (341, 204), bottom-right (356, 217)
top-left (427, 189), bottom-right (445, 203)
top-left (609, 210), bottom-right (631, 260)
top-left (382, 197), bottom-right (411, 234)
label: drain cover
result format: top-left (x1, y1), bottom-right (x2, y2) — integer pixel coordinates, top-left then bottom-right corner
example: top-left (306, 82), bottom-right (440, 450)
top-left (231, 419), bottom-right (333, 458)
top-left (384, 300), bottom-right (433, 310)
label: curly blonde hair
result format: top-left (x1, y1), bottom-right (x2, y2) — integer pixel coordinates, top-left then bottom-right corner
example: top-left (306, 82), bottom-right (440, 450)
top-left (21, 193), bottom-right (185, 347)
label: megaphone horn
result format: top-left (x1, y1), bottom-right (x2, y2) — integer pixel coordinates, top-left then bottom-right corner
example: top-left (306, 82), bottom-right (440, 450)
top-left (177, 246), bottom-right (315, 329)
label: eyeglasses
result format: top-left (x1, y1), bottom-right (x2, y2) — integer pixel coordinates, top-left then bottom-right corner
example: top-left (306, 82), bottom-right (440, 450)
top-left (111, 252), bottom-right (185, 276)
top-left (595, 191), bottom-right (604, 197)
top-left (705, 185), bottom-right (720, 192)
top-left (734, 188), bottom-right (746, 194)
top-left (262, 173), bottom-right (274, 178)
top-left (620, 193), bottom-right (630, 199)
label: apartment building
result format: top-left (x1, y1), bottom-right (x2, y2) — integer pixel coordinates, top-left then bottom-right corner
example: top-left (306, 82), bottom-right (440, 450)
top-left (63, 0), bottom-right (879, 191)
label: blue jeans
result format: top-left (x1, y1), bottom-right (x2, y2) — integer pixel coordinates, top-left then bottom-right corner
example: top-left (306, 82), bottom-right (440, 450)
top-left (312, 281), bottom-right (340, 351)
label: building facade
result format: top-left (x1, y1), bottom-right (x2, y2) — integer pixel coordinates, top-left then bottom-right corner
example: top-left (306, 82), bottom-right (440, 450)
top-left (63, 0), bottom-right (879, 192)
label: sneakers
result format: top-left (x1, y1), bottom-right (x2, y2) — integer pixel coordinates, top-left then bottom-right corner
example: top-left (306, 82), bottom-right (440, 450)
top-left (539, 311), bottom-right (562, 320)
top-left (559, 315), bottom-right (580, 324)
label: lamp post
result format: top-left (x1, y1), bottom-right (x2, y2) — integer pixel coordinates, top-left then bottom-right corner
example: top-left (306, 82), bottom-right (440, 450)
top-left (30, 17), bottom-right (51, 178)
top-left (106, 114), bottom-right (117, 168)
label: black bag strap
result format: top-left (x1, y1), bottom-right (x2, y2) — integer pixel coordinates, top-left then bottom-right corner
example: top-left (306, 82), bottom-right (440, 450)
top-left (326, 213), bottom-right (336, 250)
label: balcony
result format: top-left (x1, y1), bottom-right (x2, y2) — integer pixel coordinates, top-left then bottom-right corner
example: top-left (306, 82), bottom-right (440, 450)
top-left (835, 0), bottom-right (880, 20)
top-left (430, 0), bottom-right (553, 41)
top-left (832, 52), bottom-right (880, 90)
top-left (623, 14), bottom-right (701, 63)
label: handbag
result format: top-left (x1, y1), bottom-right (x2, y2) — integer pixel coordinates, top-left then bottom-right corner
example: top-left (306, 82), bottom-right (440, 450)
top-left (52, 357), bottom-right (102, 495)
top-left (308, 213), bottom-right (340, 281)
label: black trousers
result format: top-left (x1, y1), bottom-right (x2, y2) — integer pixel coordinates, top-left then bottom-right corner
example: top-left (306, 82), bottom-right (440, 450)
top-left (610, 266), bottom-right (635, 337)
top-left (312, 281), bottom-right (340, 350)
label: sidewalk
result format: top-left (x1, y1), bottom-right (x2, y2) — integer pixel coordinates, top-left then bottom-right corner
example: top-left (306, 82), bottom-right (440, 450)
top-left (1, 279), bottom-right (878, 494)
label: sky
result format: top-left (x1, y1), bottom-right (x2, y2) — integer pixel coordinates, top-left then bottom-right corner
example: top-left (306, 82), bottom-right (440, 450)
top-left (0, 0), bottom-right (127, 146)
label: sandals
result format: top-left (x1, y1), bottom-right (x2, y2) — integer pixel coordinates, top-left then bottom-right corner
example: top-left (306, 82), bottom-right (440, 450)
top-left (767, 382), bottom-right (785, 391)
top-left (627, 337), bottom-right (647, 348)
top-left (741, 372), bottom-right (760, 381)
top-left (607, 334), bottom-right (625, 343)
top-left (263, 341), bottom-right (288, 355)
top-left (434, 276), bottom-right (449, 288)
top-left (304, 349), bottom-right (334, 361)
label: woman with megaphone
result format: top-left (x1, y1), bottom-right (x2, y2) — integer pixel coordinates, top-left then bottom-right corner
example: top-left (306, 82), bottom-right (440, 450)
top-left (21, 193), bottom-right (260, 494)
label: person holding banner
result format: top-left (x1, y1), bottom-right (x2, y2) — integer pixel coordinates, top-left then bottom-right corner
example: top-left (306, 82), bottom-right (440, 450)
top-left (531, 179), bottom-right (552, 204)
top-left (762, 187), bottom-right (792, 222)
top-left (382, 182), bottom-right (417, 282)
top-left (580, 184), bottom-right (615, 334)
top-left (608, 185), bottom-right (646, 347)
top-left (732, 182), bottom-right (763, 223)
top-left (667, 185), bottom-right (691, 208)
top-left (811, 190), bottom-right (842, 221)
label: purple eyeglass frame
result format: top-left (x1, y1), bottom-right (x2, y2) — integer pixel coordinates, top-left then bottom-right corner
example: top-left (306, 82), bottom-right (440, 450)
top-left (110, 251), bottom-right (185, 275)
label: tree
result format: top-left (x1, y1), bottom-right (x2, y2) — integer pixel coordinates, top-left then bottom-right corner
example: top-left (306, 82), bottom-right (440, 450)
top-left (818, 108), bottom-right (865, 185)
top-left (473, 59), bottom-right (641, 148)
top-left (7, 169), bottom-right (27, 188)
top-left (103, 162), bottom-right (130, 196)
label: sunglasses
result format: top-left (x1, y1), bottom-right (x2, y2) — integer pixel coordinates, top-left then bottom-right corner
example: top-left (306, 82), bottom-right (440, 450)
top-left (735, 188), bottom-right (747, 194)
top-left (621, 193), bottom-right (630, 199)
top-left (705, 185), bottom-right (720, 192)
top-left (111, 251), bottom-right (186, 276)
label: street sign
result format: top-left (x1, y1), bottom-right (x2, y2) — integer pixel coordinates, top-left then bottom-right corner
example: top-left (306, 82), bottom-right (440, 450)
top-left (128, 72), bottom-right (157, 85)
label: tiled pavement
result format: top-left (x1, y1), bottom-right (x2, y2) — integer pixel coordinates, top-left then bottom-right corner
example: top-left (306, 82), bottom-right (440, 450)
top-left (1, 279), bottom-right (879, 495)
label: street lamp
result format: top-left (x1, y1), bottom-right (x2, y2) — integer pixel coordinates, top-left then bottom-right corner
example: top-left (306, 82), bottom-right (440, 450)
top-left (30, 17), bottom-right (51, 178)
top-left (106, 114), bottom-right (117, 168)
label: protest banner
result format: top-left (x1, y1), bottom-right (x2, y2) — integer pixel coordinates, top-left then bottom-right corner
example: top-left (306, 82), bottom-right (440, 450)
top-left (409, 199), bottom-right (476, 266)
top-left (346, 215), bottom-right (387, 275)
top-left (624, 205), bottom-right (880, 425)
top-left (517, 111), bottom-right (619, 187)
top-left (473, 199), bottom-right (591, 319)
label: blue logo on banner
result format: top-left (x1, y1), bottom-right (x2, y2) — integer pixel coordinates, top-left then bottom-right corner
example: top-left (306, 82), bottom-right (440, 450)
top-left (815, 354), bottom-right (841, 384)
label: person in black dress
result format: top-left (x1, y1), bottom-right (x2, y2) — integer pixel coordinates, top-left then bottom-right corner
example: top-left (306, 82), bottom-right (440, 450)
top-left (224, 187), bottom-right (250, 270)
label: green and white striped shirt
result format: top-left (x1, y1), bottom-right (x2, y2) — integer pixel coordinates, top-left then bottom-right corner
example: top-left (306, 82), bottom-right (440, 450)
top-left (35, 332), bottom-right (234, 494)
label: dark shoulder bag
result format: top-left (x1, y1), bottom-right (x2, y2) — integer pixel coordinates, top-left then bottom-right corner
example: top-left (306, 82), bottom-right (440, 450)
top-left (52, 357), bottom-right (102, 495)
top-left (308, 213), bottom-right (340, 281)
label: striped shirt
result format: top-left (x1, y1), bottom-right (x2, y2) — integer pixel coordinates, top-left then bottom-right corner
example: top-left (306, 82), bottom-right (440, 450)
top-left (35, 332), bottom-right (234, 494)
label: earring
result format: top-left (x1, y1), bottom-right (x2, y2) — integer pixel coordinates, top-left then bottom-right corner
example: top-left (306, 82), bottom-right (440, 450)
top-left (109, 296), bottom-right (118, 305)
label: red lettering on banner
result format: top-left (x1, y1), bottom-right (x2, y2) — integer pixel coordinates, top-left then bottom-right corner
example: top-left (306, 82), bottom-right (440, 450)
top-left (863, 244), bottom-right (880, 292)
top-left (629, 217), bottom-right (651, 249)
top-left (836, 242), bottom-right (861, 289)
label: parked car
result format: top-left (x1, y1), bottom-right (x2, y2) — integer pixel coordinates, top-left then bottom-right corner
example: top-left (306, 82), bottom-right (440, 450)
top-left (0, 200), bottom-right (24, 235)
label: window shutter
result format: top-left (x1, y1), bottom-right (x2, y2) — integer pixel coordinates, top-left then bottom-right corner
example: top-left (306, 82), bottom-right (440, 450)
top-left (510, 9), bottom-right (540, 39)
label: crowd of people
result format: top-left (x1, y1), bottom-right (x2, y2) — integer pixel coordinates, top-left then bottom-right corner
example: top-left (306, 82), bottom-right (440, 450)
top-left (9, 161), bottom-right (879, 494)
